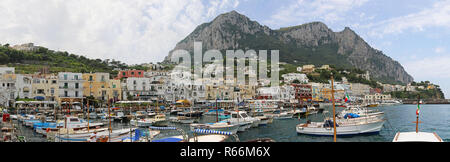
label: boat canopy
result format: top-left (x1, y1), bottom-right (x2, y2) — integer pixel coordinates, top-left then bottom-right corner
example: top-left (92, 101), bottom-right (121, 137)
top-left (343, 113), bottom-right (360, 119)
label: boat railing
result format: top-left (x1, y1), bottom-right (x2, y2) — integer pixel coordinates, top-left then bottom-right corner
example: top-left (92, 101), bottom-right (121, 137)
top-left (192, 128), bottom-right (239, 142)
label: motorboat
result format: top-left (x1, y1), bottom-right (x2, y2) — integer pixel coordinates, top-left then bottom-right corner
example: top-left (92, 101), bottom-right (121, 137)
top-left (222, 111), bottom-right (255, 132)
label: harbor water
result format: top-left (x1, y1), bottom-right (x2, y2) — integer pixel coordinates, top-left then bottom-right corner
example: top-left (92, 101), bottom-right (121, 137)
top-left (13, 104), bottom-right (450, 142)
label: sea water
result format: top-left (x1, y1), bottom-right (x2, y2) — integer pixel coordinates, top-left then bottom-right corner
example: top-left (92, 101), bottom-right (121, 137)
top-left (15, 104), bottom-right (450, 142)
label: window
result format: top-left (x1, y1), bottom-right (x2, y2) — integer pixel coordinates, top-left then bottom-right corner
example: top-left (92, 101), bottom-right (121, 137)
top-left (64, 91), bottom-right (68, 97)
top-left (51, 88), bottom-right (54, 95)
top-left (64, 74), bottom-right (68, 80)
top-left (52, 80), bottom-right (57, 84)
top-left (138, 72), bottom-right (142, 75)
top-left (101, 76), bottom-right (105, 82)
top-left (75, 91), bottom-right (79, 97)
top-left (37, 89), bottom-right (44, 94)
top-left (131, 72), bottom-right (135, 75)
top-left (112, 84), bottom-right (116, 88)
top-left (74, 75), bottom-right (79, 80)
top-left (64, 83), bottom-right (68, 88)
top-left (75, 83), bottom-right (79, 89)
top-left (122, 72), bottom-right (126, 76)
top-left (89, 76), bottom-right (93, 81)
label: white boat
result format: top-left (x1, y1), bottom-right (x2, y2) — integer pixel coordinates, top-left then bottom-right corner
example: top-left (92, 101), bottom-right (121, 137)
top-left (252, 111), bottom-right (271, 126)
top-left (296, 118), bottom-right (385, 136)
top-left (190, 122), bottom-right (239, 134)
top-left (54, 128), bottom-right (136, 142)
top-left (223, 111), bottom-right (253, 132)
top-left (338, 106), bottom-right (384, 120)
top-left (56, 116), bottom-right (105, 130)
top-left (131, 114), bottom-right (168, 127)
top-left (169, 116), bottom-right (194, 124)
top-left (393, 132), bottom-right (443, 142)
top-left (392, 99), bottom-right (443, 142)
top-left (270, 109), bottom-right (292, 120)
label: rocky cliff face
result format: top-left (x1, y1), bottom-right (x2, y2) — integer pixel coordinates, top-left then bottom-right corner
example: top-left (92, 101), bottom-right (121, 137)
top-left (165, 11), bottom-right (414, 84)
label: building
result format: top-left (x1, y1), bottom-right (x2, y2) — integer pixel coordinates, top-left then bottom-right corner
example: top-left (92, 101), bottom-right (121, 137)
top-left (15, 74), bottom-right (33, 99)
top-left (31, 74), bottom-right (59, 102)
top-left (282, 73), bottom-right (308, 84)
top-left (116, 70), bottom-right (145, 80)
top-left (11, 43), bottom-right (39, 51)
top-left (319, 65), bottom-right (331, 70)
top-left (292, 84), bottom-right (312, 103)
top-left (349, 83), bottom-right (371, 97)
top-left (0, 69), bottom-right (16, 107)
top-left (365, 93), bottom-right (392, 102)
top-left (58, 72), bottom-right (84, 104)
top-left (82, 72), bottom-right (112, 101)
top-left (108, 79), bottom-right (122, 102)
top-left (302, 65), bottom-right (315, 74)
top-left (121, 77), bottom-right (151, 100)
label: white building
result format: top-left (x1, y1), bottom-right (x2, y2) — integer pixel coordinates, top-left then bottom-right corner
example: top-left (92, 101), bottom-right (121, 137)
top-left (122, 77), bottom-right (151, 100)
top-left (15, 74), bottom-right (33, 99)
top-left (58, 72), bottom-right (84, 100)
top-left (0, 67), bottom-right (16, 107)
top-left (282, 73), bottom-right (308, 84)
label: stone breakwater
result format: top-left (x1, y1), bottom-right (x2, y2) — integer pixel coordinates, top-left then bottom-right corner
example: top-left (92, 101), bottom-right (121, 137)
top-left (402, 99), bottom-right (450, 104)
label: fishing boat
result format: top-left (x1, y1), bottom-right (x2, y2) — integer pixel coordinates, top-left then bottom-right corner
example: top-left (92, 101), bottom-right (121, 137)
top-left (190, 121), bottom-right (239, 134)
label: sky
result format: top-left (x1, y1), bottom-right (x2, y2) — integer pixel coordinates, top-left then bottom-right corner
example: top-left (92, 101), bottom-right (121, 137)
top-left (0, 0), bottom-right (450, 98)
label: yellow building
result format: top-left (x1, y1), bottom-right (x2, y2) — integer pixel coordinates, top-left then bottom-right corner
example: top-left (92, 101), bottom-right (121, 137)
top-left (31, 74), bottom-right (59, 102)
top-left (302, 65), bottom-right (315, 74)
top-left (108, 79), bottom-right (122, 101)
top-left (82, 73), bottom-right (110, 101)
top-left (82, 72), bottom-right (122, 102)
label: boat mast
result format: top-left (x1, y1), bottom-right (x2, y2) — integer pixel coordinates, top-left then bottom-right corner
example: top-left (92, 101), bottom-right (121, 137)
top-left (331, 73), bottom-right (337, 142)
top-left (414, 95), bottom-right (422, 133)
top-left (216, 97), bottom-right (218, 123)
top-left (87, 99), bottom-right (90, 133)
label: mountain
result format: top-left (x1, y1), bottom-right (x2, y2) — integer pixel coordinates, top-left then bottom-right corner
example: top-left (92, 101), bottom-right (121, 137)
top-left (165, 11), bottom-right (414, 84)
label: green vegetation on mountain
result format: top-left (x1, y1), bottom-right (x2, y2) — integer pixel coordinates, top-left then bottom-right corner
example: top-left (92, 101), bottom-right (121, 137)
top-left (0, 44), bottom-right (152, 76)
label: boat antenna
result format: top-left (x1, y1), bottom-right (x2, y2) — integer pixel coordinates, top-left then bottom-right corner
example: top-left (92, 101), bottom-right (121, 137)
top-left (331, 73), bottom-right (337, 142)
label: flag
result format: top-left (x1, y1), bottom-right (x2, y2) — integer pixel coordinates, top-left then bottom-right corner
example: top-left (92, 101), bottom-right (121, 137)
top-left (416, 101), bottom-right (421, 115)
top-left (344, 94), bottom-right (349, 102)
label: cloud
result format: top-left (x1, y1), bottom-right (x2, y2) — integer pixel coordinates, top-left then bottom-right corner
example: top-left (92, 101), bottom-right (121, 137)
top-left (434, 47), bottom-right (446, 54)
top-left (364, 1), bottom-right (450, 38)
top-left (0, 0), bottom-right (240, 64)
top-left (404, 55), bottom-right (450, 79)
top-left (264, 0), bottom-right (369, 28)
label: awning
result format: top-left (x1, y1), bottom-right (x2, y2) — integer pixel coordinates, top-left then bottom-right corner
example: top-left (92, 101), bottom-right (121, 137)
top-left (34, 96), bottom-right (45, 100)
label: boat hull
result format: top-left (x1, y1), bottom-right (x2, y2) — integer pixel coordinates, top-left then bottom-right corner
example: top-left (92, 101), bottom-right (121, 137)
top-left (296, 120), bottom-right (385, 136)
